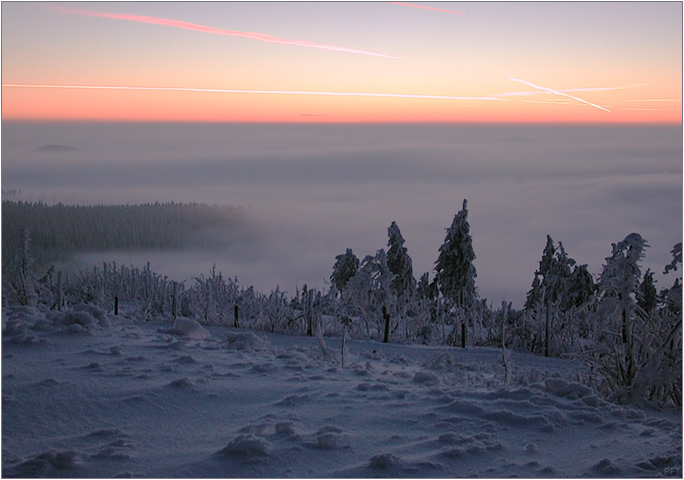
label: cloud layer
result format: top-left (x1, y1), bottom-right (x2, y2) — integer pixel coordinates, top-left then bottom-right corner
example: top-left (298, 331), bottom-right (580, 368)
top-left (3, 123), bottom-right (681, 306)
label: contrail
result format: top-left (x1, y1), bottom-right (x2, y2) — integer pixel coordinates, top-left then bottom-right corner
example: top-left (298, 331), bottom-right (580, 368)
top-left (563, 83), bottom-right (651, 93)
top-left (508, 76), bottom-right (611, 112)
top-left (391, 2), bottom-right (467, 16)
top-left (1, 83), bottom-right (506, 102)
top-left (497, 83), bottom-right (650, 98)
top-left (627, 98), bottom-right (681, 102)
top-left (50, 5), bottom-right (396, 59)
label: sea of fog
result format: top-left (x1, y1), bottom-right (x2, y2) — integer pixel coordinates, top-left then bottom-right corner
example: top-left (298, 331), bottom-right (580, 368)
top-left (2, 122), bottom-right (682, 307)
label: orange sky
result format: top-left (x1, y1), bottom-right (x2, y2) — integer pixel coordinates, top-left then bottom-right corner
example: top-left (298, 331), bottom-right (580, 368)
top-left (2, 2), bottom-right (681, 123)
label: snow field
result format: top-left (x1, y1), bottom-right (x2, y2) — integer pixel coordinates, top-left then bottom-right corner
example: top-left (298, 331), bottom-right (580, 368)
top-left (2, 305), bottom-right (681, 477)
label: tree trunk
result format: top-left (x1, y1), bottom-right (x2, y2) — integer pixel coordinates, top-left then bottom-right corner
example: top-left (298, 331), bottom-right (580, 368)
top-left (622, 306), bottom-right (635, 385)
top-left (172, 282), bottom-right (178, 320)
top-left (306, 290), bottom-right (314, 337)
top-left (57, 271), bottom-right (63, 312)
top-left (383, 306), bottom-right (390, 343)
top-left (544, 303), bottom-right (550, 357)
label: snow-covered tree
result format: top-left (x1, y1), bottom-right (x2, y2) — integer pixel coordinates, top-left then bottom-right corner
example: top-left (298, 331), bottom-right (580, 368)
top-left (417, 272), bottom-right (438, 300)
top-left (387, 221), bottom-right (416, 300)
top-left (342, 249), bottom-right (395, 339)
top-left (523, 235), bottom-right (599, 356)
top-left (600, 233), bottom-right (648, 385)
top-left (582, 233), bottom-right (672, 403)
top-left (2, 226), bottom-right (39, 306)
top-left (664, 242), bottom-right (682, 275)
top-left (524, 236), bottom-right (577, 310)
top-left (330, 248), bottom-right (360, 294)
top-left (434, 199), bottom-right (477, 310)
top-left (562, 264), bottom-right (597, 312)
top-left (637, 269), bottom-right (658, 318)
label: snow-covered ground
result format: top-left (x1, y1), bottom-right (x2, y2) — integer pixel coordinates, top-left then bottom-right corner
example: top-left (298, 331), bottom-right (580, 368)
top-left (2, 305), bottom-right (682, 478)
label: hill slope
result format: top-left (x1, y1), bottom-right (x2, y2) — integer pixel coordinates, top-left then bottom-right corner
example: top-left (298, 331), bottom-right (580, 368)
top-left (2, 306), bottom-right (681, 478)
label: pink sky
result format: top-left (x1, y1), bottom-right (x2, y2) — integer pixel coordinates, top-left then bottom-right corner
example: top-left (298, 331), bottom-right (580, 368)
top-left (2, 2), bottom-right (681, 123)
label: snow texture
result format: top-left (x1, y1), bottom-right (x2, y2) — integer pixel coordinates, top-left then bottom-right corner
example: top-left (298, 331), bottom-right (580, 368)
top-left (2, 305), bottom-right (681, 478)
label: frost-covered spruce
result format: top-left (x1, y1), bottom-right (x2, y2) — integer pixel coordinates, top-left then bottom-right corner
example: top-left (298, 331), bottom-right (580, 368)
top-left (330, 248), bottom-right (360, 294)
top-left (588, 233), bottom-right (649, 399)
top-left (342, 249), bottom-right (395, 339)
top-left (434, 199), bottom-right (477, 310)
top-left (387, 221), bottom-right (416, 300)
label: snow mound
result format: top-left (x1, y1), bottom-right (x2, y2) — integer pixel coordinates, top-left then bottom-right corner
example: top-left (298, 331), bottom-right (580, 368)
top-left (168, 377), bottom-right (196, 390)
top-left (589, 458), bottom-right (623, 477)
top-left (48, 304), bottom-right (112, 332)
top-left (223, 331), bottom-right (269, 352)
top-left (167, 318), bottom-right (211, 340)
top-left (274, 421), bottom-right (298, 437)
top-left (313, 426), bottom-right (347, 450)
top-left (423, 352), bottom-right (454, 370)
top-left (412, 370), bottom-right (440, 386)
top-left (544, 377), bottom-right (596, 400)
top-left (368, 452), bottom-right (403, 469)
top-left (217, 434), bottom-right (271, 459)
top-left (4, 450), bottom-right (81, 477)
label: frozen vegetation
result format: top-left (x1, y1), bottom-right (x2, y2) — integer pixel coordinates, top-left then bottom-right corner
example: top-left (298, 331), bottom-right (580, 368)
top-left (2, 199), bottom-right (682, 477)
top-left (2, 201), bottom-right (245, 270)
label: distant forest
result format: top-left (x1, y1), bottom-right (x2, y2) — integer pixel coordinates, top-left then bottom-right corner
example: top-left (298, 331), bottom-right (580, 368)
top-left (2, 201), bottom-right (244, 268)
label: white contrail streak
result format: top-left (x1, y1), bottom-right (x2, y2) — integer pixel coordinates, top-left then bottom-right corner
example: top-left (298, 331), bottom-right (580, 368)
top-left (1, 84), bottom-right (506, 102)
top-left (497, 83), bottom-right (650, 98)
top-left (508, 76), bottom-right (611, 112)
top-left (627, 98), bottom-right (682, 102)
top-left (51, 6), bottom-right (397, 59)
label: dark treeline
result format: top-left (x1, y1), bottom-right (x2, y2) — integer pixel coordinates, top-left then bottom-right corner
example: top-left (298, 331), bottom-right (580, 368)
top-left (2, 200), bottom-right (245, 268)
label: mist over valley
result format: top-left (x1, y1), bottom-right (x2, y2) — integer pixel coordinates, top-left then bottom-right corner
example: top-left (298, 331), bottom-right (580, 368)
top-left (3, 122), bottom-right (681, 307)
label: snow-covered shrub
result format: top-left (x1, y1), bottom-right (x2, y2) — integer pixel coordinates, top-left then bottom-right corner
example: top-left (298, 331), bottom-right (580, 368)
top-left (341, 249), bottom-right (396, 340)
top-left (583, 236), bottom-right (682, 407)
top-left (167, 317), bottom-right (211, 340)
top-left (48, 304), bottom-right (111, 332)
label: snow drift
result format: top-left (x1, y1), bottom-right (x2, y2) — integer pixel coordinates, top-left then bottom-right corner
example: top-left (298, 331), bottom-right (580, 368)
top-left (2, 306), bottom-right (681, 477)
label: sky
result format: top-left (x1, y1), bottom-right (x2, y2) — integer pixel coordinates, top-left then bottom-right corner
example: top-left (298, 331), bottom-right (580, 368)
top-left (2, 1), bottom-right (682, 123)
top-left (1, 2), bottom-right (682, 306)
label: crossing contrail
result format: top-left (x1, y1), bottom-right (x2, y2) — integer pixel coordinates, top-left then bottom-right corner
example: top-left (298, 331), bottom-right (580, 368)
top-left (1, 83), bottom-right (506, 102)
top-left (508, 76), bottom-right (611, 112)
top-left (497, 83), bottom-right (650, 98)
top-left (50, 5), bottom-right (396, 59)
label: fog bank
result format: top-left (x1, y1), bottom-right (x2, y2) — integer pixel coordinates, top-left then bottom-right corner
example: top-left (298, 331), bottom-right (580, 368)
top-left (3, 123), bottom-right (681, 306)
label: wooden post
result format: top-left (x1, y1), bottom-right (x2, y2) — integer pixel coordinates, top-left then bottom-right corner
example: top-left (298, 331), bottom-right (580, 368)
top-left (172, 282), bottom-right (178, 320)
top-left (461, 321), bottom-right (466, 349)
top-left (383, 305), bottom-right (390, 343)
top-left (114, 296), bottom-right (119, 316)
top-left (57, 271), bottom-right (63, 312)
top-left (306, 289), bottom-right (314, 337)
top-left (544, 305), bottom-right (550, 357)
top-left (234, 305), bottom-right (239, 328)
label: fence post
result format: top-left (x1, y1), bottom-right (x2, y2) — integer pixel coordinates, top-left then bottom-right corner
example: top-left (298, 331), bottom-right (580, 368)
top-left (114, 296), bottom-right (119, 316)
top-left (172, 282), bottom-right (178, 320)
top-left (306, 289), bottom-right (314, 337)
top-left (234, 304), bottom-right (239, 328)
top-left (57, 271), bottom-right (63, 312)
top-left (461, 321), bottom-right (466, 349)
top-left (383, 305), bottom-right (390, 343)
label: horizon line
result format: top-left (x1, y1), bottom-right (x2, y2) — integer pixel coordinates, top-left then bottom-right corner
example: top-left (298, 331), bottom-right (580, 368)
top-left (3, 118), bottom-right (681, 126)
